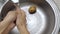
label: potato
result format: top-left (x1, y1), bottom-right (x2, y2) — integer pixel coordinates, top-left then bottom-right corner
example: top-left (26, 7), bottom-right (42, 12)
top-left (29, 6), bottom-right (36, 14)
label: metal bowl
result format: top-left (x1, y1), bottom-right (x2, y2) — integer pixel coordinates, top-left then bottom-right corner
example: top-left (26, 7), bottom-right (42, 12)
top-left (0, 0), bottom-right (60, 34)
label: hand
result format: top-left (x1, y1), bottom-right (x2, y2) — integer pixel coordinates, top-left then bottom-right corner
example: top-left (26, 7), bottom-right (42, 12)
top-left (16, 7), bottom-right (30, 34)
top-left (0, 11), bottom-right (17, 34)
top-left (2, 22), bottom-right (15, 34)
top-left (0, 5), bottom-right (30, 34)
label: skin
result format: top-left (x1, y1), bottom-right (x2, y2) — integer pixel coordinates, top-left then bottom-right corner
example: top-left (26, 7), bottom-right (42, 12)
top-left (0, 11), bottom-right (17, 34)
top-left (2, 22), bottom-right (15, 34)
top-left (0, 6), bottom-right (30, 34)
top-left (16, 7), bottom-right (30, 34)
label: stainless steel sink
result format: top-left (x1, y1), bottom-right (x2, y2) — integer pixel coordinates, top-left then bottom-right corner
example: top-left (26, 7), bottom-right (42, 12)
top-left (0, 0), bottom-right (60, 34)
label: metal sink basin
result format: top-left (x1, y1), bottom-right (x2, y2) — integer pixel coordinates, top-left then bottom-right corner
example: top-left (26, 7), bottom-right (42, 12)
top-left (0, 0), bottom-right (60, 34)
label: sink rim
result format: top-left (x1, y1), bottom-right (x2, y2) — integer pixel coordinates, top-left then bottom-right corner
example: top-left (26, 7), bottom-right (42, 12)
top-left (46, 0), bottom-right (60, 34)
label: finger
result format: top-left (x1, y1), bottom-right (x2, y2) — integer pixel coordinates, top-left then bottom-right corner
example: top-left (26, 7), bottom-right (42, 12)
top-left (21, 10), bottom-right (26, 17)
top-left (16, 11), bottom-right (26, 25)
top-left (3, 11), bottom-right (17, 23)
top-left (21, 10), bottom-right (26, 24)
top-left (16, 8), bottom-right (22, 14)
top-left (2, 22), bottom-right (15, 34)
top-left (16, 9), bottom-right (26, 19)
top-left (14, 4), bottom-right (21, 11)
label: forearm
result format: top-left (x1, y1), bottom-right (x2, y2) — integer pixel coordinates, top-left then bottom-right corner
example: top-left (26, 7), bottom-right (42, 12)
top-left (2, 22), bottom-right (15, 34)
top-left (16, 18), bottom-right (30, 34)
top-left (17, 24), bottom-right (30, 34)
top-left (0, 21), bottom-right (11, 34)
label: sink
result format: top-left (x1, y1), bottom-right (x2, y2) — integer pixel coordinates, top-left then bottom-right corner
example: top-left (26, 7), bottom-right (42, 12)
top-left (0, 0), bottom-right (60, 34)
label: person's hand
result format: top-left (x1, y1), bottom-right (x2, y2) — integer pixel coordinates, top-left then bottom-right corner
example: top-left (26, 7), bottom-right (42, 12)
top-left (16, 7), bottom-right (30, 34)
top-left (0, 4), bottom-right (30, 34)
top-left (2, 22), bottom-right (15, 34)
top-left (0, 11), bottom-right (17, 34)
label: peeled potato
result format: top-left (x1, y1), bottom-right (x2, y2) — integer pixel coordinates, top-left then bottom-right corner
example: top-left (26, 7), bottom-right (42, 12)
top-left (29, 6), bottom-right (36, 14)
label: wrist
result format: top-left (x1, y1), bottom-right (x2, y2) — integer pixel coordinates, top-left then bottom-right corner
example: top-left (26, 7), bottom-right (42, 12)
top-left (17, 25), bottom-right (29, 34)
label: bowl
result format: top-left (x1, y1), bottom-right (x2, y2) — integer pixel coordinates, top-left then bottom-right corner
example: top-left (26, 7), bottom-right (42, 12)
top-left (0, 0), bottom-right (60, 34)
